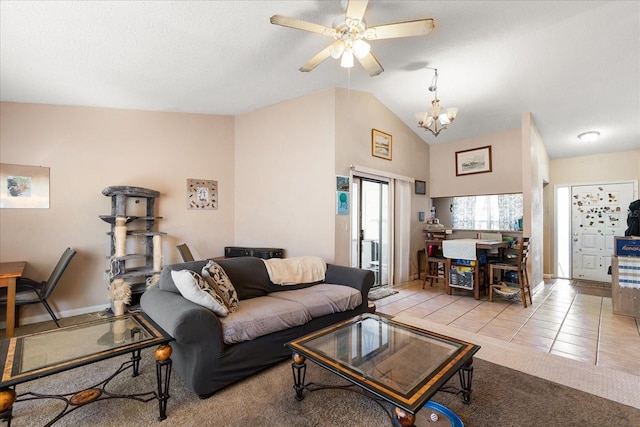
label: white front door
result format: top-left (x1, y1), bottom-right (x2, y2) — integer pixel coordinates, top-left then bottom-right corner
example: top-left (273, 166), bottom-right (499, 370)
top-left (571, 182), bottom-right (636, 282)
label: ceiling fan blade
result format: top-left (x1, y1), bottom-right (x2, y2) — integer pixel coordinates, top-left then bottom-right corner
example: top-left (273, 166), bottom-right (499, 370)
top-left (356, 52), bottom-right (384, 77)
top-left (270, 15), bottom-right (335, 36)
top-left (299, 40), bottom-right (345, 72)
top-left (366, 19), bottom-right (435, 40)
top-left (345, 0), bottom-right (369, 21)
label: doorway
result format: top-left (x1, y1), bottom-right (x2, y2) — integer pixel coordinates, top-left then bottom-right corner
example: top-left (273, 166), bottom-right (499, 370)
top-left (556, 181), bottom-right (637, 282)
top-left (351, 176), bottom-right (390, 287)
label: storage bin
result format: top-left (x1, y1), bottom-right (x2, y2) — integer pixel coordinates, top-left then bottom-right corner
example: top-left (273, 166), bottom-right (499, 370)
top-left (449, 267), bottom-right (474, 290)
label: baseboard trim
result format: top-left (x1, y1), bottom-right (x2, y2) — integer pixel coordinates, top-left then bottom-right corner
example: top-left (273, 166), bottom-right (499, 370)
top-left (0, 303), bottom-right (108, 329)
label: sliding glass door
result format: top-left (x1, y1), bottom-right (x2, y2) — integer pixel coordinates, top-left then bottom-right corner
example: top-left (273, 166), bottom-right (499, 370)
top-left (351, 176), bottom-right (390, 287)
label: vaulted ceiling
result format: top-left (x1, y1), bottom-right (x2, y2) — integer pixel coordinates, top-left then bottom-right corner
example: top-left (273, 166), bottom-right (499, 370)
top-left (1, 1), bottom-right (638, 159)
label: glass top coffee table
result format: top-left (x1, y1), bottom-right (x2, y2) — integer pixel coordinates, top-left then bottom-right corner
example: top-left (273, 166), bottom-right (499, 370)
top-left (287, 313), bottom-right (480, 426)
top-left (0, 312), bottom-right (173, 426)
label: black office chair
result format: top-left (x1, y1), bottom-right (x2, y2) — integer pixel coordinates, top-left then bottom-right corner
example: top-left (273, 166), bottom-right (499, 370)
top-left (176, 243), bottom-right (195, 262)
top-left (0, 247), bottom-right (76, 328)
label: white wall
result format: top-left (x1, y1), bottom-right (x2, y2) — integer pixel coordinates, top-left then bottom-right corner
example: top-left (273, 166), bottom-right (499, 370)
top-left (0, 102), bottom-right (235, 322)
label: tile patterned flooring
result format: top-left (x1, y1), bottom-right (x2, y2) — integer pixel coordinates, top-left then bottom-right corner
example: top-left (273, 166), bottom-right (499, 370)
top-left (374, 278), bottom-right (640, 377)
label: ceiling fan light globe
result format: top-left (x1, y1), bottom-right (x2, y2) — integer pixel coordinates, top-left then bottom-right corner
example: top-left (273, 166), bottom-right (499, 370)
top-left (329, 41), bottom-right (346, 59)
top-left (352, 39), bottom-right (370, 58)
top-left (341, 49), bottom-right (354, 68)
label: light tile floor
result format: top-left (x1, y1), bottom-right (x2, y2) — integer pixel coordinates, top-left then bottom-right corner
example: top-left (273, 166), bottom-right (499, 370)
top-left (374, 278), bottom-right (640, 376)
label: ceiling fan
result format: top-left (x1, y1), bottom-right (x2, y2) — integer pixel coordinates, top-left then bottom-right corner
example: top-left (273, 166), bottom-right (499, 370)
top-left (270, 0), bottom-right (434, 77)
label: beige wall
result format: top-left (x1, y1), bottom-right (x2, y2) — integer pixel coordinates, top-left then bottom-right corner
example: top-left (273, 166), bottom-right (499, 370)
top-left (428, 117), bottom-right (548, 289)
top-left (0, 102), bottom-right (235, 322)
top-left (522, 112), bottom-right (549, 288)
top-left (545, 150), bottom-right (640, 276)
top-left (0, 92), bottom-right (430, 325)
top-left (429, 129), bottom-right (522, 198)
top-left (333, 89), bottom-right (430, 276)
top-left (234, 90), bottom-right (336, 260)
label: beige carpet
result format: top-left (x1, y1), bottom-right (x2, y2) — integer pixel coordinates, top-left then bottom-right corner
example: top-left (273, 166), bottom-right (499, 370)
top-left (6, 313), bottom-right (640, 426)
top-left (393, 314), bottom-right (640, 410)
top-left (9, 346), bottom-right (640, 427)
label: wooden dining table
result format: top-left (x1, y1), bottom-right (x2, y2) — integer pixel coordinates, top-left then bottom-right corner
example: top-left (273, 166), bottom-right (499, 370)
top-left (0, 261), bottom-right (25, 338)
top-left (424, 239), bottom-right (510, 300)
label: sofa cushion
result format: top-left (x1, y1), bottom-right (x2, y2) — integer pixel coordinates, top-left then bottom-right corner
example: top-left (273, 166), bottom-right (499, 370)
top-left (267, 284), bottom-right (362, 318)
top-left (202, 261), bottom-right (239, 313)
top-left (219, 296), bottom-right (311, 344)
top-left (170, 270), bottom-right (229, 317)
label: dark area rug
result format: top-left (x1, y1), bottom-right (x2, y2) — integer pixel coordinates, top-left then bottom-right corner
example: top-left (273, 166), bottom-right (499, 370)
top-left (7, 351), bottom-right (640, 426)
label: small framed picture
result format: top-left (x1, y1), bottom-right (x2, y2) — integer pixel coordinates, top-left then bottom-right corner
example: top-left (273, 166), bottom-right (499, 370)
top-left (371, 129), bottom-right (392, 160)
top-left (415, 180), bottom-right (426, 195)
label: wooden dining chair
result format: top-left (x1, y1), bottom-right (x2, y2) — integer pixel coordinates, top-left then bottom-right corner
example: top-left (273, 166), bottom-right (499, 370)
top-left (489, 237), bottom-right (532, 307)
top-left (423, 234), bottom-right (447, 288)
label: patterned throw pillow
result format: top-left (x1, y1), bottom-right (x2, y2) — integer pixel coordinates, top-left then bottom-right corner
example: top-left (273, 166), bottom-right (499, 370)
top-left (202, 260), bottom-right (239, 313)
top-left (170, 270), bottom-right (229, 317)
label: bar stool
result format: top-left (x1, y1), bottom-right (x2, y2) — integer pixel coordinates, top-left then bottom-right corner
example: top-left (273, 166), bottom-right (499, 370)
top-left (423, 235), bottom-right (447, 288)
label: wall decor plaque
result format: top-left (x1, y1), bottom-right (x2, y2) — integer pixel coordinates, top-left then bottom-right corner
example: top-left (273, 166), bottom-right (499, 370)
top-left (187, 179), bottom-right (218, 210)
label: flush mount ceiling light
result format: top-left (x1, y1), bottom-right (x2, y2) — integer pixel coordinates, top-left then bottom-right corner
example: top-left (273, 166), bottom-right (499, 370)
top-left (270, 0), bottom-right (434, 77)
top-left (415, 68), bottom-right (458, 137)
top-left (577, 131), bottom-right (600, 142)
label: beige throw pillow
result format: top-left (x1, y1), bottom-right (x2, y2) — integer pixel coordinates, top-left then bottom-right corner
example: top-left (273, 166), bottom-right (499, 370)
top-left (171, 269), bottom-right (229, 317)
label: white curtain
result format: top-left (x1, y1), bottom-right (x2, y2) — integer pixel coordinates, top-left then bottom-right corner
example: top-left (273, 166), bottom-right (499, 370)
top-left (394, 180), bottom-right (411, 284)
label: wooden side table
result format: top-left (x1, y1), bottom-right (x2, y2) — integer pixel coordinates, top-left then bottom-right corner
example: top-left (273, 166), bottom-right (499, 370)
top-left (0, 261), bottom-right (25, 338)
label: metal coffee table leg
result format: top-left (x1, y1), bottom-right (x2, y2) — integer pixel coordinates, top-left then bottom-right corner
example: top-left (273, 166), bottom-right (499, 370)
top-left (291, 353), bottom-right (307, 401)
top-left (458, 357), bottom-right (474, 404)
top-left (155, 344), bottom-right (172, 421)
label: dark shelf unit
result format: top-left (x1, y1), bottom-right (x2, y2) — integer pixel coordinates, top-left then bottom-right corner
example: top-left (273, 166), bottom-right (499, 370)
top-left (101, 186), bottom-right (166, 303)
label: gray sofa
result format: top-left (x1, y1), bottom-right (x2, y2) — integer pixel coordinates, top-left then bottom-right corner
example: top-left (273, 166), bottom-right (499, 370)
top-left (140, 257), bottom-right (374, 398)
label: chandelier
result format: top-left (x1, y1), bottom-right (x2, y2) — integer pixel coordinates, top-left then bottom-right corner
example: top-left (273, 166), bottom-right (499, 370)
top-left (415, 68), bottom-right (458, 137)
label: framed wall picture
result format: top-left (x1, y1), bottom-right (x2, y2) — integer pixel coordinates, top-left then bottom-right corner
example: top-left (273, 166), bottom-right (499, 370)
top-left (187, 178), bottom-right (218, 209)
top-left (455, 145), bottom-right (492, 176)
top-left (415, 180), bottom-right (426, 195)
top-left (0, 163), bottom-right (50, 208)
top-left (371, 129), bottom-right (392, 160)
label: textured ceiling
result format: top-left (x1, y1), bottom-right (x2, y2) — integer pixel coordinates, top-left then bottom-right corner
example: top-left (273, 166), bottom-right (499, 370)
top-left (1, 1), bottom-right (638, 159)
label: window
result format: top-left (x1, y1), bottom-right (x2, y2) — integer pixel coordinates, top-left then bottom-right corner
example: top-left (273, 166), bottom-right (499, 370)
top-left (451, 194), bottom-right (523, 230)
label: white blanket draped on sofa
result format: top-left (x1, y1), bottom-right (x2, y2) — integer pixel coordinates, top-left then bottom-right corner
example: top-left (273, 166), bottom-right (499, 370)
top-left (262, 256), bottom-right (327, 285)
